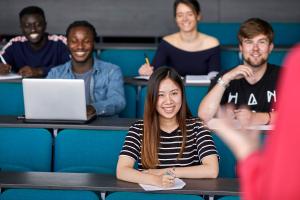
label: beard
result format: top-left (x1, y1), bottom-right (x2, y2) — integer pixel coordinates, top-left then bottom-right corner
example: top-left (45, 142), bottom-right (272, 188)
top-left (244, 56), bottom-right (268, 68)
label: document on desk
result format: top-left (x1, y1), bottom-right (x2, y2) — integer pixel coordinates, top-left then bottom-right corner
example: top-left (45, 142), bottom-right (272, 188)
top-left (139, 178), bottom-right (186, 191)
top-left (0, 73), bottom-right (22, 80)
top-left (134, 75), bottom-right (150, 80)
top-left (185, 75), bottom-right (211, 84)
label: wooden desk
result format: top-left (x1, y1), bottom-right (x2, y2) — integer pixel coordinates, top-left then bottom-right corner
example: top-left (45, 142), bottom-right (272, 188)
top-left (0, 116), bottom-right (135, 131)
top-left (0, 171), bottom-right (239, 196)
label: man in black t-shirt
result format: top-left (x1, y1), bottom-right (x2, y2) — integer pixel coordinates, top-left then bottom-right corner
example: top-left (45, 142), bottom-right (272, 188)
top-left (198, 18), bottom-right (280, 126)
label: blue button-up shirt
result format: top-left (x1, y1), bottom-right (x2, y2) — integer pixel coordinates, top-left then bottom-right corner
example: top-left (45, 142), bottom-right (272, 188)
top-left (47, 57), bottom-right (126, 116)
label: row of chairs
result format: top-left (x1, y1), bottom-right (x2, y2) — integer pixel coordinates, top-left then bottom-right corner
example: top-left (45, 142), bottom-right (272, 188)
top-left (0, 127), bottom-right (237, 200)
top-left (98, 47), bottom-right (288, 77)
top-left (0, 46), bottom-right (287, 118)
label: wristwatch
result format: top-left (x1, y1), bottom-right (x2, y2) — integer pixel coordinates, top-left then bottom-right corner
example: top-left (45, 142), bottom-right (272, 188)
top-left (217, 77), bottom-right (229, 88)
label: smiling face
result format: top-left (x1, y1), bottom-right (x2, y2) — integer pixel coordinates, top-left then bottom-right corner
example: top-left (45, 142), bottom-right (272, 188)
top-left (20, 14), bottom-right (46, 47)
top-left (240, 34), bottom-right (274, 68)
top-left (156, 78), bottom-right (182, 123)
top-left (175, 3), bottom-right (200, 33)
top-left (67, 26), bottom-right (94, 64)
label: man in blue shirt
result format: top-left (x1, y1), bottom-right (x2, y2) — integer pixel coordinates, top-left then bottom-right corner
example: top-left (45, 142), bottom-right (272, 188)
top-left (0, 6), bottom-right (70, 77)
top-left (47, 21), bottom-right (126, 116)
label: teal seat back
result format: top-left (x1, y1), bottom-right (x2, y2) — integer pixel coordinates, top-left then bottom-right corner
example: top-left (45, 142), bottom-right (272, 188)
top-left (186, 86), bottom-right (209, 117)
top-left (0, 82), bottom-right (24, 115)
top-left (198, 23), bottom-right (240, 46)
top-left (272, 23), bottom-right (300, 46)
top-left (1, 189), bottom-right (100, 200)
top-left (269, 50), bottom-right (288, 66)
top-left (212, 133), bottom-right (237, 178)
top-left (119, 84), bottom-right (137, 118)
top-left (106, 192), bottom-right (204, 200)
top-left (137, 86), bottom-right (147, 118)
top-left (99, 49), bottom-right (155, 76)
top-left (0, 128), bottom-right (52, 172)
top-left (221, 49), bottom-right (241, 71)
top-left (199, 22), bottom-right (300, 46)
top-left (54, 129), bottom-right (127, 174)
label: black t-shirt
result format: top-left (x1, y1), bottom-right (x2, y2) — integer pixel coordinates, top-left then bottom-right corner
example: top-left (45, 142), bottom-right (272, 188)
top-left (209, 63), bottom-right (281, 112)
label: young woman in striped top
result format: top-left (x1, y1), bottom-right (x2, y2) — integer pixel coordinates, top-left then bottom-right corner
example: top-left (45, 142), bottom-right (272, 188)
top-left (116, 67), bottom-right (219, 188)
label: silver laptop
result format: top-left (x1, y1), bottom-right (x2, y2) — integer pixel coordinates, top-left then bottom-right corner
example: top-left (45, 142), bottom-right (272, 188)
top-left (22, 79), bottom-right (96, 124)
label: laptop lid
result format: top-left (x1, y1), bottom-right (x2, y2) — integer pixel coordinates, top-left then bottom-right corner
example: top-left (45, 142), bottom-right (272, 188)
top-left (23, 79), bottom-right (90, 122)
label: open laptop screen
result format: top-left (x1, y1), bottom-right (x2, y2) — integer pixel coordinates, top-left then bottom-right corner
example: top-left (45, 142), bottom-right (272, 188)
top-left (23, 79), bottom-right (89, 122)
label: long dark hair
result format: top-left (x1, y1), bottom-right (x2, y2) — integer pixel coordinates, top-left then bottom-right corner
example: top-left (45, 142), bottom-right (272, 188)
top-left (142, 67), bottom-right (192, 168)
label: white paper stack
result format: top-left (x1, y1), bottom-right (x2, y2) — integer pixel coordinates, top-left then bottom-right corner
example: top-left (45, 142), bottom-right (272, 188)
top-left (185, 75), bottom-right (211, 84)
top-left (139, 178), bottom-right (186, 191)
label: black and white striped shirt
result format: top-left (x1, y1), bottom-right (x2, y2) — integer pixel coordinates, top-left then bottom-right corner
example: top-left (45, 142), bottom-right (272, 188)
top-left (120, 118), bottom-right (218, 169)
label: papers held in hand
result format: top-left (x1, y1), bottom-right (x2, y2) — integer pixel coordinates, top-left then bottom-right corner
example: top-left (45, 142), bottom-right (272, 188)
top-left (139, 178), bottom-right (186, 191)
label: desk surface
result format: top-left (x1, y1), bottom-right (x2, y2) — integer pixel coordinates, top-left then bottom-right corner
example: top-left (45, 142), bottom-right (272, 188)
top-left (0, 171), bottom-right (239, 196)
top-left (0, 77), bottom-right (211, 87)
top-left (124, 77), bottom-right (210, 87)
top-left (0, 116), bottom-right (136, 131)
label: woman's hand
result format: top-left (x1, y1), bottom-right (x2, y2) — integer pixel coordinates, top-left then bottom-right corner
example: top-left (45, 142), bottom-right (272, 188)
top-left (138, 63), bottom-right (153, 76)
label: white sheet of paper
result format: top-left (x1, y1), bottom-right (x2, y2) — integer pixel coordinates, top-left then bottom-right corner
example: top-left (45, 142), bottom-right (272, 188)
top-left (0, 73), bottom-right (22, 80)
top-left (139, 178), bottom-right (186, 191)
top-left (185, 75), bottom-right (211, 84)
top-left (134, 75), bottom-right (150, 80)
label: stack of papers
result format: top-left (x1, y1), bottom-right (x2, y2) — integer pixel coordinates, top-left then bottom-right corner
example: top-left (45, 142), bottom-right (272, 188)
top-left (185, 75), bottom-right (211, 84)
top-left (139, 178), bottom-right (186, 191)
top-left (134, 75), bottom-right (150, 80)
top-left (0, 73), bottom-right (22, 80)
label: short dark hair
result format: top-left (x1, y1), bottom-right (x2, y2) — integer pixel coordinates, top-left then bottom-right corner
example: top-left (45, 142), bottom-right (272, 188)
top-left (66, 20), bottom-right (97, 41)
top-left (238, 18), bottom-right (274, 44)
top-left (19, 6), bottom-right (46, 21)
top-left (173, 0), bottom-right (201, 17)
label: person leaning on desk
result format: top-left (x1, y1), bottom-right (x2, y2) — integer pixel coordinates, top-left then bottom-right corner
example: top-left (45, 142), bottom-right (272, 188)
top-left (138, 0), bottom-right (220, 77)
top-left (198, 18), bottom-right (281, 127)
top-left (0, 6), bottom-right (70, 77)
top-left (47, 20), bottom-right (125, 117)
top-left (117, 67), bottom-right (218, 191)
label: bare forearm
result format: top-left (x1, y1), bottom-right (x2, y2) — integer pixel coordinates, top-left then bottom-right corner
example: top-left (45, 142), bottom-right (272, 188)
top-left (117, 166), bottom-right (160, 186)
top-left (171, 156), bottom-right (219, 178)
top-left (198, 84), bottom-right (226, 122)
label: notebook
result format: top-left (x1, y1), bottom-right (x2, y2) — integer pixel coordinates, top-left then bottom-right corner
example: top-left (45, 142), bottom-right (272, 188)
top-left (22, 79), bottom-right (96, 124)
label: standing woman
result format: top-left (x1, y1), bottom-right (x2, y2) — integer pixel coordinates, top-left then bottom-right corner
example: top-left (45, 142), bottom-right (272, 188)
top-left (116, 67), bottom-right (218, 192)
top-left (139, 0), bottom-right (221, 76)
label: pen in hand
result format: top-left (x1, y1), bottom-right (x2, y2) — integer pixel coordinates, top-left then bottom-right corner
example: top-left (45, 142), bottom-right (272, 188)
top-left (144, 53), bottom-right (150, 65)
top-left (0, 54), bottom-right (7, 65)
top-left (0, 54), bottom-right (12, 74)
